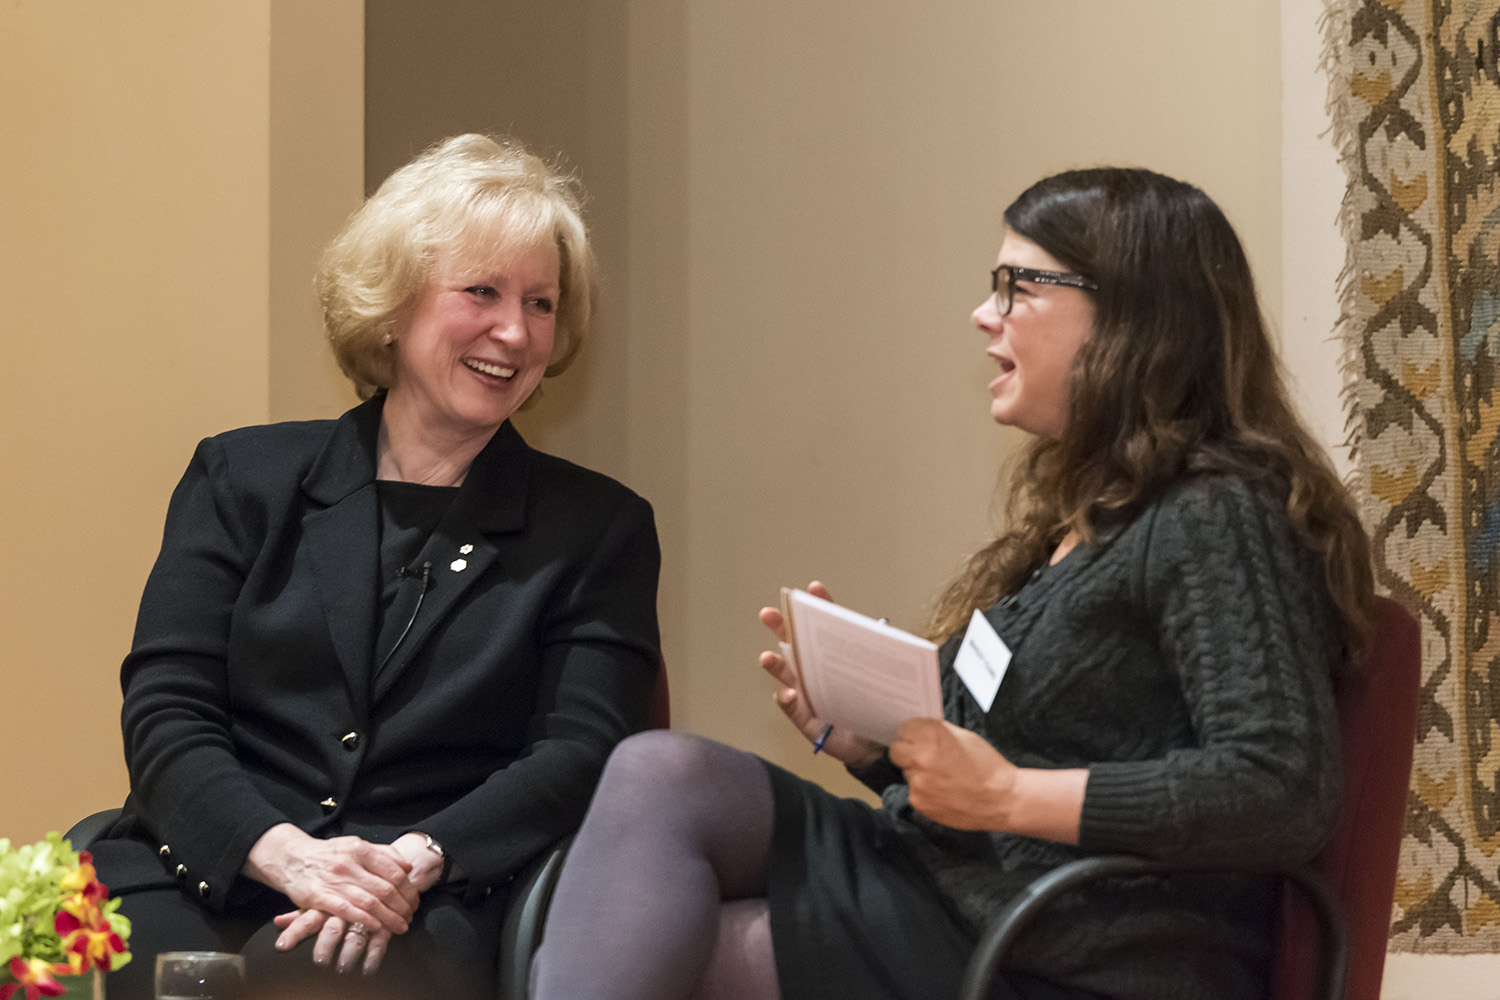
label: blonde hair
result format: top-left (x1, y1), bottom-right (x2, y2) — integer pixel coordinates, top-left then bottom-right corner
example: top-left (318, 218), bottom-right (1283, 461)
top-left (316, 133), bottom-right (596, 395)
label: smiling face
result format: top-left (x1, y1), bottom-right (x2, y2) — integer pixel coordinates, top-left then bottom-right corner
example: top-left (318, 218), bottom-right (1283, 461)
top-left (972, 232), bottom-right (1096, 438)
top-left (384, 239), bottom-right (561, 447)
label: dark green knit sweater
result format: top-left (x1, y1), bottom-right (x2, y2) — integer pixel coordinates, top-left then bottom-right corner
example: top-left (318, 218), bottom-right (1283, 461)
top-left (856, 475), bottom-right (1343, 1000)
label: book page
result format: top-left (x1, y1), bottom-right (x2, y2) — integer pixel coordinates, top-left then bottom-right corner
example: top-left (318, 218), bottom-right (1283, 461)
top-left (782, 588), bottom-right (943, 745)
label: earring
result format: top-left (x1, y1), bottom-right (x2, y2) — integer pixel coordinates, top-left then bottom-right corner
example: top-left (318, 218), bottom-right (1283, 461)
top-left (382, 333), bottom-right (394, 344)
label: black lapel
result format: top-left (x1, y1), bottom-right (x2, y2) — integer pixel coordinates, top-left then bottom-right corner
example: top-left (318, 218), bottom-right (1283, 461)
top-left (301, 397), bottom-right (385, 717)
top-left (370, 421), bottom-right (533, 705)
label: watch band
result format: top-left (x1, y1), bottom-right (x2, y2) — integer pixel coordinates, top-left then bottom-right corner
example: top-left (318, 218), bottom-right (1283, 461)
top-left (421, 832), bottom-right (452, 885)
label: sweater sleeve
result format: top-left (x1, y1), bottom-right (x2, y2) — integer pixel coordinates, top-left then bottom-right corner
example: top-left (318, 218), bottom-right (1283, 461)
top-left (847, 750), bottom-right (904, 793)
top-left (1077, 477), bottom-right (1342, 866)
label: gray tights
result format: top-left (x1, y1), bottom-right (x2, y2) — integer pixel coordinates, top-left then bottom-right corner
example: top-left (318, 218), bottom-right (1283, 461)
top-left (532, 731), bottom-right (782, 1000)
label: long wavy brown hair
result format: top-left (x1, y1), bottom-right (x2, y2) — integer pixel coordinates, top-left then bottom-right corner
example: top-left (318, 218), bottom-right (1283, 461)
top-left (928, 169), bottom-right (1375, 664)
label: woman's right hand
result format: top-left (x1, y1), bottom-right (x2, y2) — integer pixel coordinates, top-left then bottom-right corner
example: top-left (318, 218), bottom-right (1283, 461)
top-left (244, 824), bottom-right (420, 935)
top-left (758, 580), bottom-right (885, 769)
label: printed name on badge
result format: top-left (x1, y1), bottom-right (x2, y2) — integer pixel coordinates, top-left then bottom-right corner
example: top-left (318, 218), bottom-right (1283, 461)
top-left (953, 609), bottom-right (1011, 712)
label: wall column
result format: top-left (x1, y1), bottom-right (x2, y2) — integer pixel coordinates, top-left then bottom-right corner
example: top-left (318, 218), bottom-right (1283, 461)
top-left (0, 1), bottom-right (359, 842)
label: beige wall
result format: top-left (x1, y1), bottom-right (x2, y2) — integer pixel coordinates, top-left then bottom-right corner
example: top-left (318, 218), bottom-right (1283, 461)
top-left (1281, 0), bottom-right (1355, 477)
top-left (362, 2), bottom-right (1280, 801)
top-left (0, 0), bottom-right (1283, 827)
top-left (654, 0), bottom-right (1283, 795)
top-left (364, 0), bottom-right (1282, 796)
top-left (269, 3), bottom-right (365, 423)
top-left (0, 1), bottom-right (360, 844)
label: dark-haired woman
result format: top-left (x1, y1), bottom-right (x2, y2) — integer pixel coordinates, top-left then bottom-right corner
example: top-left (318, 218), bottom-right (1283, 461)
top-left (530, 168), bottom-right (1374, 1000)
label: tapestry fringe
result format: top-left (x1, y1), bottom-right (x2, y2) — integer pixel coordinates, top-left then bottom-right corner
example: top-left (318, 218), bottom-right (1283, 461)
top-left (1318, 0), bottom-right (1367, 475)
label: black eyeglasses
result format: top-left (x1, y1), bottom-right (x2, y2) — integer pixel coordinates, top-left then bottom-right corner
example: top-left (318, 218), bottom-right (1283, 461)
top-left (989, 265), bottom-right (1098, 316)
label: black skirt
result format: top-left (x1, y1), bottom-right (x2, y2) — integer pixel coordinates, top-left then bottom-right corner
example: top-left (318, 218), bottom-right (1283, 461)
top-left (761, 761), bottom-right (1101, 1000)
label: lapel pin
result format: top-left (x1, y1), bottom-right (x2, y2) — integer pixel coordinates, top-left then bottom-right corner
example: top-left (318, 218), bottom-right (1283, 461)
top-left (459, 544), bottom-right (474, 554)
top-left (450, 559), bottom-right (468, 572)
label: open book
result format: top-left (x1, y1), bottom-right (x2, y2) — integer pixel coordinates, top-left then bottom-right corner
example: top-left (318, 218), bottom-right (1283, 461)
top-left (779, 588), bottom-right (943, 745)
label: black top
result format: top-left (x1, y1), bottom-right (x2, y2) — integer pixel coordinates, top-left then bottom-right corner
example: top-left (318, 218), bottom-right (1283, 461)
top-left (375, 481), bottom-right (459, 673)
top-left (98, 396), bottom-right (661, 913)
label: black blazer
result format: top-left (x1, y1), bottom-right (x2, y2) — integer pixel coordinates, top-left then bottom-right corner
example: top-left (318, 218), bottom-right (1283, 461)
top-left (96, 396), bottom-right (660, 911)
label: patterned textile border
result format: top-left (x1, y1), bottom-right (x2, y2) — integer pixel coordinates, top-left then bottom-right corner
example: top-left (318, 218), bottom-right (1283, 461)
top-left (1324, 0), bottom-right (1500, 953)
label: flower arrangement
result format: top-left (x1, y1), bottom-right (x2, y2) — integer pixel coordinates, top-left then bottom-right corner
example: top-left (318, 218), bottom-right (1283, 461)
top-left (0, 833), bottom-right (131, 1000)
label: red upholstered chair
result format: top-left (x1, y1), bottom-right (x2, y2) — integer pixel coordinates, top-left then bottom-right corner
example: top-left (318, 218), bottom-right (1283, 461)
top-left (959, 596), bottom-right (1422, 1000)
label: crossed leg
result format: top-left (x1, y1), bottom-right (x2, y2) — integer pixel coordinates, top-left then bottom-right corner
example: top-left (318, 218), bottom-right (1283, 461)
top-left (532, 730), bottom-right (781, 1000)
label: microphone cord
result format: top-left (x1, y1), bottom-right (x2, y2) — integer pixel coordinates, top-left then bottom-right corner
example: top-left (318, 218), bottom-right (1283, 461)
top-left (378, 560), bottom-right (432, 676)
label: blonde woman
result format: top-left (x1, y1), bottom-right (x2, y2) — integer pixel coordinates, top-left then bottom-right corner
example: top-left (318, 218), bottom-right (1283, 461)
top-left (92, 135), bottom-right (660, 999)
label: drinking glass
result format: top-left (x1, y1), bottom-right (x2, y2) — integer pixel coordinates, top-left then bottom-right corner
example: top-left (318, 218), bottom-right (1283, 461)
top-left (154, 951), bottom-right (246, 1000)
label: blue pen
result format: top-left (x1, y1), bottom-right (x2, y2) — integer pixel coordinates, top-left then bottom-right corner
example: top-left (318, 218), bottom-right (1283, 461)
top-left (812, 724), bottom-right (834, 754)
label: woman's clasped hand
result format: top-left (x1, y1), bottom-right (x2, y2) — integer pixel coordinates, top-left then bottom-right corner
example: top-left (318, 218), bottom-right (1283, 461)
top-left (246, 825), bottom-right (450, 974)
top-left (248, 826), bottom-right (420, 934)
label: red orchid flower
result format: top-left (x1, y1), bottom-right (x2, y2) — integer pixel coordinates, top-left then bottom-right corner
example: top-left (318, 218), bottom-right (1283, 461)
top-left (57, 891), bottom-right (104, 932)
top-left (54, 911), bottom-right (127, 975)
top-left (0, 958), bottom-right (66, 1000)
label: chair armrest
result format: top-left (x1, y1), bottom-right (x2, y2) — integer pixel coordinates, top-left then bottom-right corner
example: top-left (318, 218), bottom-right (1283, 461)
top-left (64, 809), bottom-right (123, 851)
top-left (496, 835), bottom-right (574, 1000)
top-left (956, 855), bottom-right (1348, 1000)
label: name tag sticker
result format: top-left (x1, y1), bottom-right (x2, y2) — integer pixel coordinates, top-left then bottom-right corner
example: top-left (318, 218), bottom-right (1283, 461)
top-left (953, 609), bottom-right (1011, 712)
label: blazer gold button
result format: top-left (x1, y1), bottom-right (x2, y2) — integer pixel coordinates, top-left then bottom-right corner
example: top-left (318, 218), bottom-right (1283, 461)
top-left (198, 881), bottom-right (211, 899)
top-left (159, 844), bottom-right (172, 860)
top-left (320, 796), bottom-right (338, 812)
top-left (341, 731), bottom-right (361, 751)
top-left (175, 864), bottom-right (187, 879)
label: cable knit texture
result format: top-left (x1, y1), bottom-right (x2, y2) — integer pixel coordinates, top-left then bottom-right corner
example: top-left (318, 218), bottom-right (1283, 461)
top-left (857, 475), bottom-right (1342, 1000)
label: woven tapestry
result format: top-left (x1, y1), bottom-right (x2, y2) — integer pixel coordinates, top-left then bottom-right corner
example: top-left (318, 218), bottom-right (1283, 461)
top-left (1324, 0), bottom-right (1500, 952)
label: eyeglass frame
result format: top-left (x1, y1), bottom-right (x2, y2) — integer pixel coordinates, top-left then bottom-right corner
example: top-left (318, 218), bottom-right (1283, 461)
top-left (989, 265), bottom-right (1098, 316)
